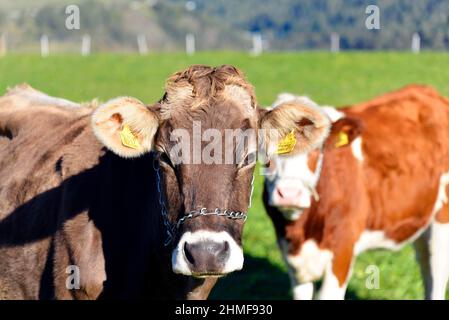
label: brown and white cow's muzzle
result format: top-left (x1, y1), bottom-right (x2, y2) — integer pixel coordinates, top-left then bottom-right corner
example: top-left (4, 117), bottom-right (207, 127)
top-left (269, 184), bottom-right (312, 210)
top-left (172, 230), bottom-right (244, 277)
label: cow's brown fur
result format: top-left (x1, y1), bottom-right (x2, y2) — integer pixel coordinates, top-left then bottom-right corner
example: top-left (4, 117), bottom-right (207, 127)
top-left (0, 65), bottom-right (330, 299)
top-left (0, 73), bottom-right (245, 299)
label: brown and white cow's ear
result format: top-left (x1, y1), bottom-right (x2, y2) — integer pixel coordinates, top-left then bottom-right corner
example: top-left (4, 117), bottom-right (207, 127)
top-left (91, 97), bottom-right (159, 158)
top-left (327, 117), bottom-right (363, 149)
top-left (258, 101), bottom-right (330, 156)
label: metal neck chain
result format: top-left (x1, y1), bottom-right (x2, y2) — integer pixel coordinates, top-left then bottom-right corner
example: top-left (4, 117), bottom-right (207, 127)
top-left (153, 156), bottom-right (177, 247)
top-left (177, 208), bottom-right (247, 229)
top-left (153, 156), bottom-right (251, 247)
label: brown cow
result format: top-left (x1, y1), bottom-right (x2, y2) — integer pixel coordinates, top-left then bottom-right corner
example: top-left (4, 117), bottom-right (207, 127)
top-left (263, 85), bottom-right (449, 300)
top-left (0, 65), bottom-right (330, 299)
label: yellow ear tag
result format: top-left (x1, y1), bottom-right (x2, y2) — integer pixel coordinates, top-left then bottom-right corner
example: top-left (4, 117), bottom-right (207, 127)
top-left (120, 124), bottom-right (141, 150)
top-left (276, 130), bottom-right (297, 154)
top-left (335, 131), bottom-right (349, 148)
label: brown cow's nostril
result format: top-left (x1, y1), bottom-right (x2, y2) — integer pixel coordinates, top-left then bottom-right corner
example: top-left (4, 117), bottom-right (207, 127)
top-left (217, 241), bottom-right (230, 264)
top-left (184, 242), bottom-right (196, 265)
top-left (183, 240), bottom-right (230, 274)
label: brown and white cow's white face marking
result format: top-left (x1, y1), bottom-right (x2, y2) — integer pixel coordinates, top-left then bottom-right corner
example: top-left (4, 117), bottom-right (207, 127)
top-left (264, 94), bottom-right (341, 219)
top-left (91, 69), bottom-right (331, 278)
top-left (265, 151), bottom-right (323, 219)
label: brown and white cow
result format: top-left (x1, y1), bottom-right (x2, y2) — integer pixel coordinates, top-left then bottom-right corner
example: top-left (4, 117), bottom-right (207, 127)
top-left (0, 65), bottom-right (330, 299)
top-left (263, 85), bottom-right (449, 300)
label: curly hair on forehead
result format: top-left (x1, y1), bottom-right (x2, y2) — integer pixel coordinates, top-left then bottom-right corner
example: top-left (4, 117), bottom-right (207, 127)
top-left (164, 64), bottom-right (257, 110)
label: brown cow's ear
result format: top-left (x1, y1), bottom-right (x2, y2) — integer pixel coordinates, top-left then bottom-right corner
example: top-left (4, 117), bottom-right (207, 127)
top-left (327, 117), bottom-right (363, 149)
top-left (258, 101), bottom-right (330, 156)
top-left (91, 97), bottom-right (159, 158)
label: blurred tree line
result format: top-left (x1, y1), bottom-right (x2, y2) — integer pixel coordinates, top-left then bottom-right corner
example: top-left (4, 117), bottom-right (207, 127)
top-left (1, 0), bottom-right (449, 51)
top-left (172, 0), bottom-right (449, 50)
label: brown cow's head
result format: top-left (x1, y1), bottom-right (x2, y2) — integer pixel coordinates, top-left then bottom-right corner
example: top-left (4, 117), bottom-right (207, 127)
top-left (91, 66), bottom-right (330, 278)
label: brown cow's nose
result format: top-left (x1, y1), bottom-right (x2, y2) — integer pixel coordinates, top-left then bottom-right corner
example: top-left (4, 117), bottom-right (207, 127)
top-left (183, 241), bottom-right (230, 276)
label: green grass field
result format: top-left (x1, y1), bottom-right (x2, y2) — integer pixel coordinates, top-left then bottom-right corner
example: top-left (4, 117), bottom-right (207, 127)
top-left (2, 52), bottom-right (449, 300)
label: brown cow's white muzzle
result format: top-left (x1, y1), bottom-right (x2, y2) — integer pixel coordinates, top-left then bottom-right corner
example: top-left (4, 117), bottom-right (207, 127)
top-left (183, 240), bottom-right (230, 276)
top-left (172, 231), bottom-right (244, 277)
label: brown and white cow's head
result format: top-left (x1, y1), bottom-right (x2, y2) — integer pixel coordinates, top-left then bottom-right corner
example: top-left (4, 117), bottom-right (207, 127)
top-left (264, 93), bottom-right (362, 220)
top-left (91, 67), bottom-right (330, 278)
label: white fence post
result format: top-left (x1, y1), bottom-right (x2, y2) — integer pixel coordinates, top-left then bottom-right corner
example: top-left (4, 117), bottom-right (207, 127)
top-left (137, 34), bottom-right (148, 55)
top-left (411, 33), bottom-right (420, 54)
top-left (251, 33), bottom-right (263, 56)
top-left (40, 35), bottom-right (49, 57)
top-left (81, 34), bottom-right (91, 56)
top-left (331, 32), bottom-right (340, 53)
top-left (186, 33), bottom-right (195, 55)
top-left (0, 34), bottom-right (6, 56)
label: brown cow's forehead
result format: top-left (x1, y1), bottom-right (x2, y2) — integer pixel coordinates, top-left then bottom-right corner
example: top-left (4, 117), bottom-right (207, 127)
top-left (159, 101), bottom-right (257, 140)
top-left (166, 100), bottom-right (256, 129)
top-left (156, 97), bottom-right (258, 150)
top-left (155, 99), bottom-right (259, 168)
top-left (158, 64), bottom-right (257, 135)
top-left (160, 66), bottom-right (256, 122)
top-left (160, 91), bottom-right (257, 129)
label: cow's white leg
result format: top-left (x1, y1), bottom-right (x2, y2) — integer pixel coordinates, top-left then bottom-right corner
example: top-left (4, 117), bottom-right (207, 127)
top-left (292, 282), bottom-right (314, 300)
top-left (415, 222), bottom-right (449, 300)
top-left (318, 262), bottom-right (350, 300)
top-left (428, 221), bottom-right (449, 299)
top-left (286, 263), bottom-right (314, 300)
top-left (278, 237), bottom-right (315, 300)
top-left (414, 228), bottom-right (433, 299)
top-left (287, 265), bottom-right (314, 300)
